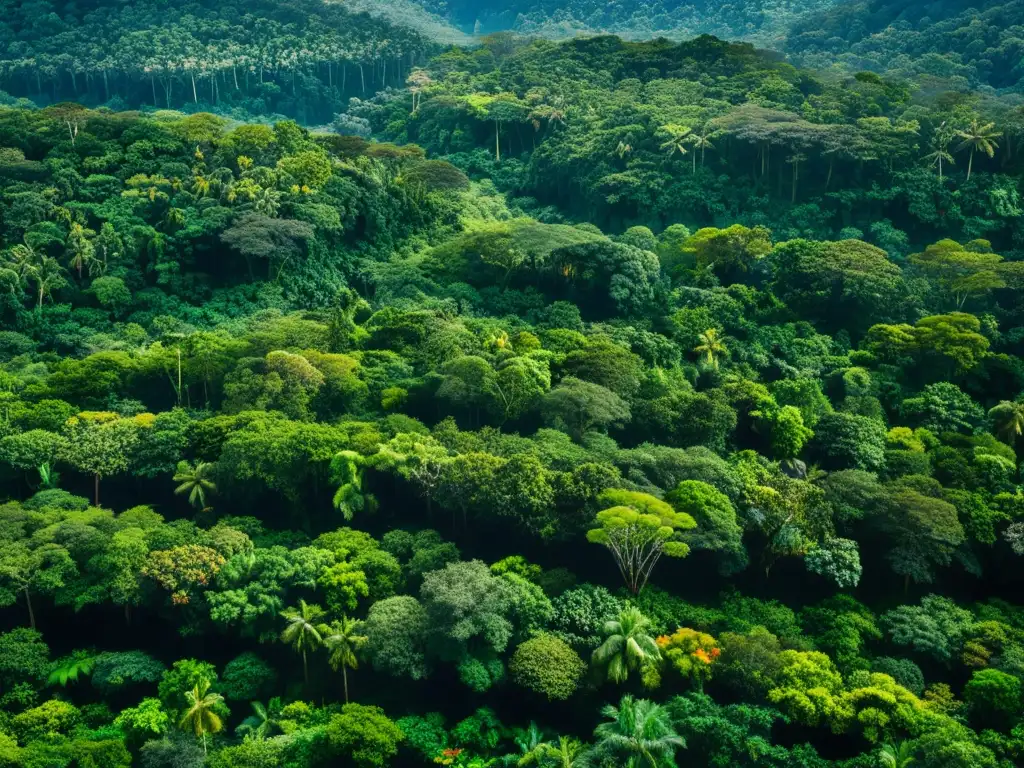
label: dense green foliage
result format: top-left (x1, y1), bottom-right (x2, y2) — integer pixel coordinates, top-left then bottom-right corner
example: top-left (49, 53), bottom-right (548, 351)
top-left (1, 2), bottom-right (1024, 767)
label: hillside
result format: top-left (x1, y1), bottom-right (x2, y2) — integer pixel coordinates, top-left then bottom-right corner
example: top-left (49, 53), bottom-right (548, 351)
top-left (0, 0), bottom-right (438, 123)
top-left (785, 0), bottom-right (1024, 91)
top-left (2, 3), bottom-right (1024, 768)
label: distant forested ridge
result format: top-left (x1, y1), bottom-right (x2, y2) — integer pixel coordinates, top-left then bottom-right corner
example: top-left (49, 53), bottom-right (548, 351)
top-left (785, 0), bottom-right (1024, 91)
top-left (417, 0), bottom-right (837, 44)
top-left (0, 0), bottom-right (437, 123)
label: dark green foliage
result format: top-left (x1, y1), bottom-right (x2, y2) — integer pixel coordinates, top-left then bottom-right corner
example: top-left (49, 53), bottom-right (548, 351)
top-left (0, 11), bottom-right (1022, 768)
top-left (219, 653), bottom-right (276, 702)
top-left (91, 652), bottom-right (167, 694)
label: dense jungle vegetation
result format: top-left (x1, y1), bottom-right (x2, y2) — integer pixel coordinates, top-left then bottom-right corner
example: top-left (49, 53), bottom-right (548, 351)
top-left (1, 0), bottom-right (1024, 767)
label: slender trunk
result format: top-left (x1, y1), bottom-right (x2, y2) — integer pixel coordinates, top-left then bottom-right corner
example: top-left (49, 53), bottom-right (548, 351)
top-left (191, 73), bottom-right (197, 102)
top-left (103, 69), bottom-right (109, 100)
top-left (495, 120), bottom-right (500, 162)
top-left (233, 66), bottom-right (239, 89)
top-left (302, 649), bottom-right (309, 686)
top-left (202, 732), bottom-right (207, 755)
top-left (792, 160), bottom-right (798, 203)
top-left (94, 473), bottom-right (100, 506)
top-left (967, 149), bottom-right (974, 180)
top-left (343, 666), bottom-right (349, 704)
top-left (938, 154), bottom-right (943, 182)
top-left (825, 159), bottom-right (833, 190)
top-left (24, 587), bottom-right (35, 630)
top-left (359, 64), bottom-right (365, 93)
top-left (151, 75), bottom-right (157, 106)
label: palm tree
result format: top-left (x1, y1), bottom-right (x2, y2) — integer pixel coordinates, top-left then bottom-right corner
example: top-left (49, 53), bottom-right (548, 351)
top-left (690, 126), bottom-right (720, 172)
top-left (615, 135), bottom-right (634, 160)
top-left (879, 740), bottom-right (916, 768)
top-left (280, 599), bottom-right (326, 687)
top-left (179, 678), bottom-right (224, 754)
top-left (592, 607), bottom-right (661, 685)
top-left (236, 698), bottom-right (282, 741)
top-left (694, 328), bottom-right (727, 368)
top-left (254, 187), bottom-right (281, 217)
top-left (65, 221), bottom-right (95, 278)
top-left (659, 124), bottom-right (692, 158)
top-left (173, 461), bottom-right (217, 510)
top-left (593, 694), bottom-right (684, 768)
top-left (923, 122), bottom-right (955, 181)
top-left (325, 615), bottom-right (367, 704)
top-left (956, 119), bottom-right (1001, 180)
top-left (6, 244), bottom-right (68, 310)
top-left (989, 400), bottom-right (1024, 446)
top-left (535, 737), bottom-right (591, 767)
top-left (509, 722), bottom-right (548, 766)
top-left (923, 145), bottom-right (955, 181)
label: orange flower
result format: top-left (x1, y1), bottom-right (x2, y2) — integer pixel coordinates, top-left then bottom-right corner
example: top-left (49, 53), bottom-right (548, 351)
top-left (656, 635), bottom-right (670, 648)
top-left (692, 648), bottom-right (712, 664)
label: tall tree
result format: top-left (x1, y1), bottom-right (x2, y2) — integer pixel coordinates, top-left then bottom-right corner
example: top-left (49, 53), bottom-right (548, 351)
top-left (586, 490), bottom-right (694, 594)
top-left (280, 600), bottom-right (326, 687)
top-left (179, 679), bottom-right (224, 754)
top-left (955, 119), bottom-right (1001, 180)
top-left (325, 615), bottom-right (368, 704)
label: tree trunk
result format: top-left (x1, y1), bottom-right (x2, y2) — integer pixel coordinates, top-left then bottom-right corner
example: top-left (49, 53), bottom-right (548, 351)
top-left (343, 666), bottom-right (349, 704)
top-left (24, 586), bottom-right (35, 630)
top-left (302, 649), bottom-right (309, 687)
top-left (967, 149), bottom-right (974, 180)
top-left (94, 473), bottom-right (100, 506)
top-left (191, 74), bottom-right (197, 103)
top-left (495, 120), bottom-right (500, 162)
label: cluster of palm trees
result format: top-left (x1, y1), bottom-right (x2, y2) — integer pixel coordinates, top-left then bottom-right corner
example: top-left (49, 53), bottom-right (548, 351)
top-left (513, 696), bottom-right (683, 767)
top-left (658, 124), bottom-right (722, 173)
top-left (923, 118), bottom-right (1002, 181)
top-left (279, 599), bottom-right (367, 704)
